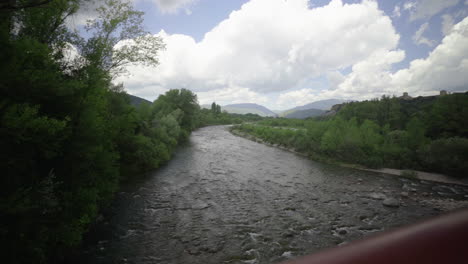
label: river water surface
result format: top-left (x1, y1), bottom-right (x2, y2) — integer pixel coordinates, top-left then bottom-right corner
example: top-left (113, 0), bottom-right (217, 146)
top-left (80, 126), bottom-right (468, 264)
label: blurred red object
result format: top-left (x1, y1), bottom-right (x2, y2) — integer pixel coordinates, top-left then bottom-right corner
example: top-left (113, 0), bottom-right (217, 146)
top-left (280, 209), bottom-right (468, 264)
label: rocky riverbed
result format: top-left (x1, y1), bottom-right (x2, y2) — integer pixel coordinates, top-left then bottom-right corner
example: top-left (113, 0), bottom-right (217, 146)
top-left (78, 126), bottom-right (468, 264)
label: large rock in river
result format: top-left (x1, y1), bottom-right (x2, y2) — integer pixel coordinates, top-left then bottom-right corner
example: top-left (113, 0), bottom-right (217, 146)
top-left (382, 198), bottom-right (400, 208)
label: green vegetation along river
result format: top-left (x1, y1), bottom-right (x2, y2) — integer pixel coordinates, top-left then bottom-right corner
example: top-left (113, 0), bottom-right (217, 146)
top-left (78, 126), bottom-right (468, 264)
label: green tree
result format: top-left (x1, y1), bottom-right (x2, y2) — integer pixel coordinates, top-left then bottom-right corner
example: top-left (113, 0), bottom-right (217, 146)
top-left (426, 94), bottom-right (468, 138)
top-left (0, 0), bottom-right (167, 262)
top-left (320, 117), bottom-right (346, 155)
top-left (153, 89), bottom-right (200, 136)
top-left (15, 0), bottom-right (79, 45)
top-left (81, 0), bottom-right (164, 76)
top-left (406, 117), bottom-right (427, 150)
top-left (211, 102), bottom-right (217, 113)
top-left (421, 137), bottom-right (468, 177)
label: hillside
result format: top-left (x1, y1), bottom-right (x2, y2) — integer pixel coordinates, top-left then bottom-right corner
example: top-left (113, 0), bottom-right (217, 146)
top-left (294, 99), bottom-right (347, 111)
top-left (222, 103), bottom-right (277, 117)
top-left (127, 94), bottom-right (151, 106)
top-left (281, 99), bottom-right (347, 117)
top-left (283, 108), bottom-right (325, 119)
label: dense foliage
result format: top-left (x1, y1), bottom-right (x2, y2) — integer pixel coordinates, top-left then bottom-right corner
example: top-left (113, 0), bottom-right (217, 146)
top-left (235, 93), bottom-right (468, 177)
top-left (0, 1), bottom-right (249, 262)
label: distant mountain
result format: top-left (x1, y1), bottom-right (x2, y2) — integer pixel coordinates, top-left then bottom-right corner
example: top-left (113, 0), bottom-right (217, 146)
top-left (280, 99), bottom-right (348, 117)
top-left (271, 110), bottom-right (285, 114)
top-left (222, 103), bottom-right (277, 117)
top-left (127, 94), bottom-right (151, 106)
top-left (283, 108), bottom-right (325, 119)
top-left (294, 99), bottom-right (347, 111)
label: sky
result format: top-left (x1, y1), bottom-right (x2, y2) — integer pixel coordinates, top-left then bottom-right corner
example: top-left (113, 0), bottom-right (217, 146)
top-left (71, 0), bottom-right (468, 110)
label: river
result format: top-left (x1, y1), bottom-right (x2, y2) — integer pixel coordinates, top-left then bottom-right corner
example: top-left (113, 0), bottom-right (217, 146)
top-left (79, 125), bottom-right (468, 264)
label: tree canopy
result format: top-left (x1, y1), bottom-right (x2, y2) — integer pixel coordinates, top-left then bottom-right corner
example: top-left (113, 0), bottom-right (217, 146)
top-left (237, 93), bottom-right (468, 177)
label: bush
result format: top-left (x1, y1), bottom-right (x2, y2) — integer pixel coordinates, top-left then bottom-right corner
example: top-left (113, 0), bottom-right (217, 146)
top-left (421, 137), bottom-right (468, 177)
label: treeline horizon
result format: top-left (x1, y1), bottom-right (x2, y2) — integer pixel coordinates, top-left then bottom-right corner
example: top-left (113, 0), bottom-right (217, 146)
top-left (235, 92), bottom-right (468, 178)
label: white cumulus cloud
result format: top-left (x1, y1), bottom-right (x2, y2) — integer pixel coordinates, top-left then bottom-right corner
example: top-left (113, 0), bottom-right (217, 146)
top-left (392, 17), bottom-right (468, 94)
top-left (118, 0), bottom-right (400, 105)
top-left (333, 49), bottom-right (406, 98)
top-left (330, 16), bottom-right (468, 100)
top-left (197, 86), bottom-right (268, 106)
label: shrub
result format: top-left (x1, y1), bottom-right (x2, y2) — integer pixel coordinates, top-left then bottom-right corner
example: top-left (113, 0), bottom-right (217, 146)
top-left (420, 137), bottom-right (468, 177)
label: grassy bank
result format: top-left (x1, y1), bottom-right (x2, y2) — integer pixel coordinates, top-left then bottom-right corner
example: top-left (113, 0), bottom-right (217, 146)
top-left (230, 125), bottom-right (468, 186)
top-left (231, 119), bottom-right (468, 179)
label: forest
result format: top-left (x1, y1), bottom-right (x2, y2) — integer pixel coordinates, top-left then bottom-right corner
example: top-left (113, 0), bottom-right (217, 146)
top-left (234, 93), bottom-right (468, 178)
top-left (0, 1), bottom-right (263, 262)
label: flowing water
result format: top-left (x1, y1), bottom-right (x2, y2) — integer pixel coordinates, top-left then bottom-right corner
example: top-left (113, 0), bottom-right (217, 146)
top-left (79, 126), bottom-right (468, 264)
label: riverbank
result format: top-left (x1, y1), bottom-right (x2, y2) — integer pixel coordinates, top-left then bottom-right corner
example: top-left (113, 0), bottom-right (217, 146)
top-left (229, 127), bottom-right (468, 187)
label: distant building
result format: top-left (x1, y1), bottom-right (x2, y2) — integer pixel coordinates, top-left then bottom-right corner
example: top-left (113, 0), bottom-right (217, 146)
top-left (440, 90), bottom-right (448, 96)
top-left (400, 92), bottom-right (412, 100)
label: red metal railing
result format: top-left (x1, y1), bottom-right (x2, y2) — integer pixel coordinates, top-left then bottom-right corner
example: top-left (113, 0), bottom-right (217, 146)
top-left (280, 209), bottom-right (468, 264)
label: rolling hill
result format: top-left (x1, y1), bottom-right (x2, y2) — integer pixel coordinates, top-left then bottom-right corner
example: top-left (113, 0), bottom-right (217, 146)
top-left (292, 99), bottom-right (347, 111)
top-left (127, 94), bottom-right (151, 106)
top-left (280, 99), bottom-right (348, 118)
top-left (222, 103), bottom-right (277, 117)
top-left (283, 108), bottom-right (325, 119)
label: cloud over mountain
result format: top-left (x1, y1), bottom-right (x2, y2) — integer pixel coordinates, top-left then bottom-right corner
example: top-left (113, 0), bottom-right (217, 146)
top-left (116, 0), bottom-right (468, 109)
top-left (117, 0), bottom-right (399, 105)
